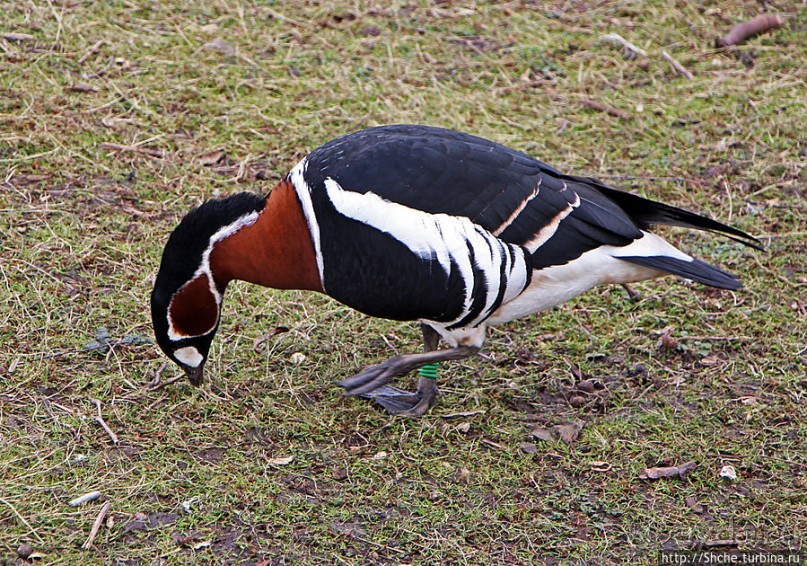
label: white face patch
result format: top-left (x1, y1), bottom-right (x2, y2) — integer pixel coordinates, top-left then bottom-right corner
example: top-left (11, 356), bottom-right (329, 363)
top-left (174, 346), bottom-right (204, 368)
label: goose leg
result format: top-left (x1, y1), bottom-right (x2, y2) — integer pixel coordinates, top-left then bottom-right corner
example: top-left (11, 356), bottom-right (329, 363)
top-left (338, 324), bottom-right (477, 416)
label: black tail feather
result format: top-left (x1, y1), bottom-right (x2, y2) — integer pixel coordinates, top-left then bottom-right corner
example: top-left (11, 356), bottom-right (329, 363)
top-left (620, 256), bottom-right (742, 290)
top-left (580, 180), bottom-right (763, 251)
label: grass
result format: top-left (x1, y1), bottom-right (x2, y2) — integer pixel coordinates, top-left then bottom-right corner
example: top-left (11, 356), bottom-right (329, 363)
top-left (1, 0), bottom-right (804, 563)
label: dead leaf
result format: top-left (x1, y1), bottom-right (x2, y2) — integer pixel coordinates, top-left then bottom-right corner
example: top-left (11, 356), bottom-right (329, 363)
top-left (699, 355), bottom-right (720, 366)
top-left (198, 149), bottom-right (225, 166)
top-left (555, 422), bottom-right (583, 443)
top-left (202, 38), bottom-right (235, 57)
top-left (529, 422), bottom-right (584, 444)
top-left (685, 495), bottom-right (705, 514)
top-left (267, 455), bottom-right (294, 466)
top-left (529, 427), bottom-right (556, 443)
top-left (69, 82), bottom-right (99, 93)
top-left (569, 395), bottom-right (586, 408)
top-left (639, 461), bottom-right (697, 480)
top-left (657, 331), bottom-right (679, 349)
top-left (454, 467), bottom-right (471, 484)
top-left (331, 521), bottom-right (366, 539)
top-left (576, 380), bottom-right (596, 393)
top-left (454, 422), bottom-right (470, 434)
top-left (519, 442), bottom-right (538, 454)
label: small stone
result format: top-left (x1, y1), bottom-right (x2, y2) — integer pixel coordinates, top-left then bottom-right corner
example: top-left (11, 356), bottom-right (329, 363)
top-left (577, 380), bottom-right (596, 393)
top-left (569, 395), bottom-right (586, 408)
top-left (17, 544), bottom-right (33, 559)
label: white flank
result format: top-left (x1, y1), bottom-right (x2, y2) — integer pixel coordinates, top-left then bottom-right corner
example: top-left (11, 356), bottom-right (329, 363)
top-left (523, 191), bottom-right (581, 252)
top-left (174, 346), bottom-right (204, 368)
top-left (492, 177), bottom-right (541, 236)
top-left (289, 158), bottom-right (325, 286)
top-left (488, 231), bottom-right (693, 325)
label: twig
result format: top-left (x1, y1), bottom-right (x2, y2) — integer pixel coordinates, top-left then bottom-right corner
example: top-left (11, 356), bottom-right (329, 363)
top-left (264, 7), bottom-right (311, 28)
top-left (600, 33), bottom-right (648, 57)
top-left (77, 39), bottom-right (107, 64)
top-left (0, 498), bottom-right (45, 544)
top-left (99, 142), bottom-right (163, 159)
top-left (494, 79), bottom-right (548, 93)
top-left (581, 99), bottom-right (632, 119)
top-left (2, 32), bottom-right (36, 42)
top-left (82, 501), bottom-right (112, 550)
top-left (675, 335), bottom-right (750, 342)
top-left (717, 14), bottom-right (785, 47)
top-left (148, 372), bottom-right (186, 391)
top-left (662, 51), bottom-right (694, 80)
top-left (89, 398), bottom-right (119, 444)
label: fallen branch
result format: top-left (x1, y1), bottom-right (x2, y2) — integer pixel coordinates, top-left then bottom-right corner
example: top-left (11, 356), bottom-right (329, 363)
top-left (662, 51), bottom-right (694, 80)
top-left (717, 14), bottom-right (785, 47)
top-left (82, 501), bottom-right (112, 550)
top-left (581, 99), bottom-right (632, 119)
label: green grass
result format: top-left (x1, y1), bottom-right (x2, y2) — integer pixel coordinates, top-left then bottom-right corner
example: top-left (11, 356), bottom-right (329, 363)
top-left (1, 1), bottom-right (804, 563)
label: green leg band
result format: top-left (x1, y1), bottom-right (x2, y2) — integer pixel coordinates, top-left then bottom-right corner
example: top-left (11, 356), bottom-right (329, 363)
top-left (419, 362), bottom-right (439, 379)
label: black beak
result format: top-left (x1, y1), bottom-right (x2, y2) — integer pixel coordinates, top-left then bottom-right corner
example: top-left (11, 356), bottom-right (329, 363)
top-left (184, 361), bottom-right (205, 386)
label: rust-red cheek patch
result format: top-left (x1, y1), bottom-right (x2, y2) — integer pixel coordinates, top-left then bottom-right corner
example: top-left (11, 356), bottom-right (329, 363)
top-left (168, 274), bottom-right (219, 337)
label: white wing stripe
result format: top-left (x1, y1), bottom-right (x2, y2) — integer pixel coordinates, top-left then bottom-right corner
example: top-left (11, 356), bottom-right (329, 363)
top-left (492, 177), bottom-right (541, 236)
top-left (323, 178), bottom-right (529, 328)
top-left (523, 191), bottom-right (581, 252)
top-left (289, 158), bottom-right (326, 287)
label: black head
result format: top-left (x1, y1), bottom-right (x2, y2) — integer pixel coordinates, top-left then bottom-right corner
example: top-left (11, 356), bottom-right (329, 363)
top-left (151, 192), bottom-right (266, 384)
